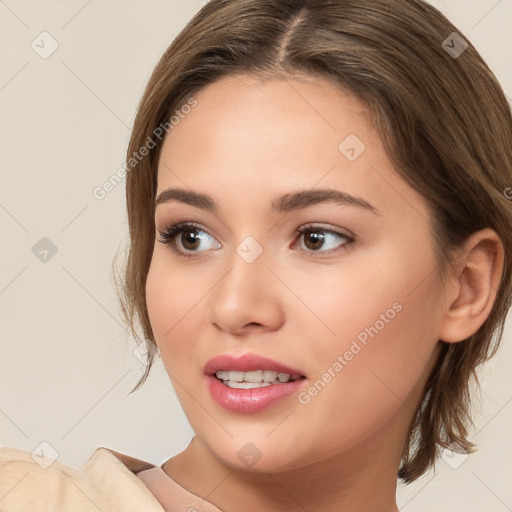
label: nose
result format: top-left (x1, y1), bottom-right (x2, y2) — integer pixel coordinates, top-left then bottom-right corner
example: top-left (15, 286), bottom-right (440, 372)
top-left (206, 249), bottom-right (285, 336)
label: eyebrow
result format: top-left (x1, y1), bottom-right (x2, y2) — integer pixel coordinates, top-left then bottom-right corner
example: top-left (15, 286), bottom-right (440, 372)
top-left (154, 188), bottom-right (379, 215)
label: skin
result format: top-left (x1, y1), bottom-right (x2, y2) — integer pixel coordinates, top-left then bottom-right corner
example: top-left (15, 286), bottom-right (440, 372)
top-left (144, 74), bottom-right (504, 511)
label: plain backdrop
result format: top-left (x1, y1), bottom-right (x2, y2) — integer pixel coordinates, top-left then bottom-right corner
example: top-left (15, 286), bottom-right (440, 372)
top-left (0, 1), bottom-right (511, 510)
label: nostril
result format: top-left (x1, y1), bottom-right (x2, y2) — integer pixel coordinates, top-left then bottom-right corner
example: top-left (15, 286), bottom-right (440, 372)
top-left (245, 322), bottom-right (263, 328)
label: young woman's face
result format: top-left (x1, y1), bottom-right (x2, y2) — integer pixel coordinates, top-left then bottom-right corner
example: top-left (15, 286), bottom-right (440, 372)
top-left (146, 74), bottom-right (447, 472)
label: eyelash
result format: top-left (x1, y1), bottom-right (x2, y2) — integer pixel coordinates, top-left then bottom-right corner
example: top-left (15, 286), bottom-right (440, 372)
top-left (157, 222), bottom-right (355, 259)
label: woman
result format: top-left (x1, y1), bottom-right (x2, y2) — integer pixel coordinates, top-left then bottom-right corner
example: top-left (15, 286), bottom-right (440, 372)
top-left (1, 0), bottom-right (510, 510)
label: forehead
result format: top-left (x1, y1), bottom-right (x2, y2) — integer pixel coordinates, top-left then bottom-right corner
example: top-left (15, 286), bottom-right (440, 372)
top-left (156, 73), bottom-right (429, 226)
top-left (159, 74), bottom-right (369, 185)
top-left (163, 73), bottom-right (372, 154)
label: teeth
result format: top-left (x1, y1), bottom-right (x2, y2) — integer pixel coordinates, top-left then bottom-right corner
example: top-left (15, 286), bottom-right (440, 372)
top-left (229, 371), bottom-right (244, 382)
top-left (244, 370), bottom-right (267, 383)
top-left (214, 370), bottom-right (302, 386)
top-left (263, 370), bottom-right (278, 382)
top-left (225, 381), bottom-right (272, 389)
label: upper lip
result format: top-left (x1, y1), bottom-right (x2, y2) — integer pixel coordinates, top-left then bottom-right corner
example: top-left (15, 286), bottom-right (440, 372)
top-left (204, 353), bottom-right (306, 377)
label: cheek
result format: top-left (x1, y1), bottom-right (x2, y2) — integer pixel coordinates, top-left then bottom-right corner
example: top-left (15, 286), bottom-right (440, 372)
top-left (145, 253), bottom-right (207, 365)
top-left (278, 233), bottom-right (439, 356)
top-left (286, 265), bottom-right (440, 394)
top-left (286, 244), bottom-right (442, 451)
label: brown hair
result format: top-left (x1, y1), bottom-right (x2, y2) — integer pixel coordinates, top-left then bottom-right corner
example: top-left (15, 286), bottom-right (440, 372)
top-left (115, 0), bottom-right (512, 483)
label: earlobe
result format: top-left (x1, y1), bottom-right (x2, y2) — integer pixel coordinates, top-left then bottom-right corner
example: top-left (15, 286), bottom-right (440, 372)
top-left (438, 228), bottom-right (504, 343)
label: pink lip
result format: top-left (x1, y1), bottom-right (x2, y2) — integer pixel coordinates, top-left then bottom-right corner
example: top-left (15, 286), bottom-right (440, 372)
top-left (204, 353), bottom-right (306, 414)
top-left (206, 376), bottom-right (305, 413)
top-left (204, 353), bottom-right (305, 377)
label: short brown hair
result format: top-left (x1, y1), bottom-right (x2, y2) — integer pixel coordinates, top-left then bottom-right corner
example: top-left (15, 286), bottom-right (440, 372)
top-left (115, 0), bottom-right (512, 483)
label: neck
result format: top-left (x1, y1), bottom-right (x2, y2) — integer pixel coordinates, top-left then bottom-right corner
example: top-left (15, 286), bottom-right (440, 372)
top-left (163, 422), bottom-right (404, 512)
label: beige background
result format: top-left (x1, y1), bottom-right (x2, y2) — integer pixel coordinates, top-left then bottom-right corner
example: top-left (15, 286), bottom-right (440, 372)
top-left (0, 0), bottom-right (511, 510)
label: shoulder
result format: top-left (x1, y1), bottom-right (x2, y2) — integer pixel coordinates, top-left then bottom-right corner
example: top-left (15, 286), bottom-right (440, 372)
top-left (0, 445), bottom-right (164, 511)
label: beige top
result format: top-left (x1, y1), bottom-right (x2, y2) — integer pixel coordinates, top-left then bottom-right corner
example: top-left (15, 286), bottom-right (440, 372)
top-left (0, 446), bottom-right (222, 512)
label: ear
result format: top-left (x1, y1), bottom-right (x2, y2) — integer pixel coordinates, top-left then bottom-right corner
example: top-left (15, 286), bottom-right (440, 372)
top-left (439, 228), bottom-right (504, 343)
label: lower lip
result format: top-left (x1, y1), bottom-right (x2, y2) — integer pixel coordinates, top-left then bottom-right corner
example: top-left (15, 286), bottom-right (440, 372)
top-left (206, 375), bottom-right (306, 413)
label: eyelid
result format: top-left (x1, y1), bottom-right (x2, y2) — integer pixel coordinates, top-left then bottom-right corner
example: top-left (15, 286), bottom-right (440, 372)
top-left (295, 222), bottom-right (355, 238)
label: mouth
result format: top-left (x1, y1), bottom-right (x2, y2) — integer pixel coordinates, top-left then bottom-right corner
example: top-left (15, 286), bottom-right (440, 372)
top-left (214, 370), bottom-right (305, 389)
top-left (204, 353), bottom-right (307, 390)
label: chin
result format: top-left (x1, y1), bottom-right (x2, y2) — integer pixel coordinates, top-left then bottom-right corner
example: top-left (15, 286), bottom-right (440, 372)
top-left (201, 434), bottom-right (319, 473)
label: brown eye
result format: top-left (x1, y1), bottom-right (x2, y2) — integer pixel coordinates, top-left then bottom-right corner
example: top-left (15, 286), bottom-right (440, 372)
top-left (303, 230), bottom-right (325, 250)
top-left (158, 223), bottom-right (221, 256)
top-left (180, 228), bottom-right (202, 250)
top-left (294, 225), bottom-right (354, 254)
